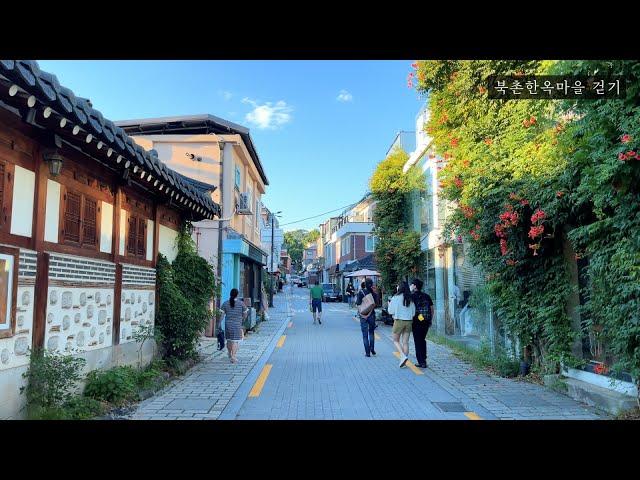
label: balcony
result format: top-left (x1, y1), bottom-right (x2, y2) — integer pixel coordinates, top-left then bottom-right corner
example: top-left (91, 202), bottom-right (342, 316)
top-left (334, 221), bottom-right (374, 239)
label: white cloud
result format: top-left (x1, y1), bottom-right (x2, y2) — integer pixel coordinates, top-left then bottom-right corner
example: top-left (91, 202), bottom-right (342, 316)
top-left (243, 98), bottom-right (293, 130)
top-left (219, 90), bottom-right (233, 100)
top-left (337, 89), bottom-right (353, 102)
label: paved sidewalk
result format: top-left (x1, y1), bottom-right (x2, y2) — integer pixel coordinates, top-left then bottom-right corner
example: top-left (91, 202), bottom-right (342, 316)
top-left (378, 324), bottom-right (607, 420)
top-left (128, 292), bottom-right (291, 420)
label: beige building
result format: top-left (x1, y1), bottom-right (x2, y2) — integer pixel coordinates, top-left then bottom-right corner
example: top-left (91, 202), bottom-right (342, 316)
top-left (116, 115), bottom-right (269, 310)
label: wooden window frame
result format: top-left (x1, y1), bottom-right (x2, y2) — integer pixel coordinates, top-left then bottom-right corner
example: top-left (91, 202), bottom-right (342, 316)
top-left (0, 245), bottom-right (19, 339)
top-left (59, 185), bottom-right (102, 252)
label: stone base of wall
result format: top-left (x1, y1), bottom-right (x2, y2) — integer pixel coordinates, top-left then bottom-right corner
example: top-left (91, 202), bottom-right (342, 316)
top-left (0, 340), bottom-right (156, 420)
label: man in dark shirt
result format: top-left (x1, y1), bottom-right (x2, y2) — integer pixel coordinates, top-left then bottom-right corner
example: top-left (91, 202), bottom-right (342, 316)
top-left (410, 278), bottom-right (434, 368)
top-left (356, 278), bottom-right (378, 357)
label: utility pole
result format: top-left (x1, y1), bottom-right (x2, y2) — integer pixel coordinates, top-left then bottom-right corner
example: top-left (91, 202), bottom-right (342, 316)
top-left (215, 139), bottom-right (226, 331)
top-left (268, 210), bottom-right (282, 308)
top-left (269, 212), bottom-right (275, 307)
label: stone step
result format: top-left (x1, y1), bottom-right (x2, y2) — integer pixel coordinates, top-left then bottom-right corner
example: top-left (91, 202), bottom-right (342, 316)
top-left (549, 376), bottom-right (637, 415)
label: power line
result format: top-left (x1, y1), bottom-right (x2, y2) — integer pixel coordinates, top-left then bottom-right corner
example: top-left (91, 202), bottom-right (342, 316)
top-left (279, 200), bottom-right (362, 227)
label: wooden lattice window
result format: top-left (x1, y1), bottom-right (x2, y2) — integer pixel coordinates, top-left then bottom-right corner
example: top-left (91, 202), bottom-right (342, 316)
top-left (63, 190), bottom-right (82, 245)
top-left (82, 197), bottom-right (97, 247)
top-left (126, 213), bottom-right (147, 260)
top-left (61, 189), bottom-right (99, 249)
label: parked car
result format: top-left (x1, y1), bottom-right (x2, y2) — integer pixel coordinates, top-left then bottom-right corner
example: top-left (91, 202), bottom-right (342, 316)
top-left (290, 276), bottom-right (300, 285)
top-left (298, 278), bottom-right (308, 287)
top-left (321, 283), bottom-right (342, 302)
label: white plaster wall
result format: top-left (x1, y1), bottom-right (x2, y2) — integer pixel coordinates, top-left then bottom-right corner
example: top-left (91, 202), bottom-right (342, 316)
top-left (146, 219), bottom-right (154, 261)
top-left (119, 288), bottom-right (155, 344)
top-left (100, 201), bottom-right (113, 253)
top-left (158, 224), bottom-right (178, 263)
top-left (0, 364), bottom-right (29, 419)
top-left (119, 209), bottom-right (126, 255)
top-left (10, 166), bottom-right (35, 238)
top-left (44, 179), bottom-right (61, 243)
top-left (0, 286), bottom-right (35, 371)
top-left (44, 286), bottom-right (114, 354)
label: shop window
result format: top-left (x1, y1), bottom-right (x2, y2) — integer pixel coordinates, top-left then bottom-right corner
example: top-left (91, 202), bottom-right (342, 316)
top-left (126, 213), bottom-right (147, 259)
top-left (0, 246), bottom-right (18, 338)
top-left (61, 189), bottom-right (99, 249)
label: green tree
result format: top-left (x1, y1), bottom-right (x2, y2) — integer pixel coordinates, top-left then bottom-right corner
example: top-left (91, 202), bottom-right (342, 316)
top-left (370, 147), bottom-right (425, 292)
top-left (284, 229), bottom-right (308, 271)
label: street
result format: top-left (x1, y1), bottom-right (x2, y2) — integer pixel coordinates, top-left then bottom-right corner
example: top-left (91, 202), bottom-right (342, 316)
top-left (130, 285), bottom-right (604, 420)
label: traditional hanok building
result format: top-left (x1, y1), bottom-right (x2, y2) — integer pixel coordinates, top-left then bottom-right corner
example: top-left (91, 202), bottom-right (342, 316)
top-left (0, 60), bottom-right (221, 419)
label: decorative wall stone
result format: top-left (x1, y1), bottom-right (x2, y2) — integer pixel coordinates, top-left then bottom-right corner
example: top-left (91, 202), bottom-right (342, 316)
top-left (107, 294), bottom-right (112, 305)
top-left (120, 287), bottom-right (155, 344)
top-left (95, 291), bottom-right (101, 304)
top-left (14, 337), bottom-right (29, 355)
top-left (99, 332), bottom-right (105, 344)
top-left (80, 292), bottom-right (86, 306)
top-left (98, 310), bottom-right (107, 325)
top-left (47, 313), bottom-right (54, 324)
top-left (47, 336), bottom-right (59, 351)
top-left (74, 313), bottom-right (81, 324)
top-left (61, 291), bottom-right (73, 309)
top-left (63, 315), bottom-right (71, 330)
top-left (1, 285), bottom-right (35, 371)
top-left (76, 331), bottom-right (85, 347)
top-left (87, 304), bottom-right (94, 319)
top-left (50, 290), bottom-right (58, 305)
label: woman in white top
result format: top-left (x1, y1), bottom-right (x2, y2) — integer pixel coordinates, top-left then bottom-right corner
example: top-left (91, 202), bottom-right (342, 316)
top-left (388, 281), bottom-right (415, 368)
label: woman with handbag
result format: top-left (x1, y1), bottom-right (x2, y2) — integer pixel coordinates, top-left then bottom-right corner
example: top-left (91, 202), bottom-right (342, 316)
top-left (356, 278), bottom-right (378, 357)
top-left (388, 281), bottom-right (415, 368)
top-left (220, 288), bottom-right (248, 364)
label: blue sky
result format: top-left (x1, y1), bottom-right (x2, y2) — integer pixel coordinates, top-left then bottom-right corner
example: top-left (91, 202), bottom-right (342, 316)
top-left (38, 60), bottom-right (426, 231)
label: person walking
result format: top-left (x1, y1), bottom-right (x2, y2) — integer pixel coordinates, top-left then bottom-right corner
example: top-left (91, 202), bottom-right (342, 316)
top-left (221, 288), bottom-right (248, 364)
top-left (388, 281), bottom-right (415, 368)
top-left (356, 278), bottom-right (378, 357)
top-left (346, 281), bottom-right (355, 308)
top-left (309, 279), bottom-right (324, 324)
top-left (410, 278), bottom-right (434, 368)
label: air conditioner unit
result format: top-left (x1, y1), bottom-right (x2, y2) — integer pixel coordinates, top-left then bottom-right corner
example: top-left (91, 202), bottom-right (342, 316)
top-left (236, 192), bottom-right (253, 215)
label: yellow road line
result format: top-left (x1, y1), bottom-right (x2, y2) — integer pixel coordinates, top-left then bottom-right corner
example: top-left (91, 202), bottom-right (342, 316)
top-left (393, 351), bottom-right (423, 375)
top-left (249, 364), bottom-right (273, 397)
top-left (464, 412), bottom-right (482, 420)
top-left (276, 335), bottom-right (286, 348)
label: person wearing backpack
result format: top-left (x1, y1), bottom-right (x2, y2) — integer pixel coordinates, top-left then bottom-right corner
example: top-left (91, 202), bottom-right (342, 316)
top-left (388, 281), bottom-right (415, 368)
top-left (356, 278), bottom-right (378, 357)
top-left (410, 278), bottom-right (434, 368)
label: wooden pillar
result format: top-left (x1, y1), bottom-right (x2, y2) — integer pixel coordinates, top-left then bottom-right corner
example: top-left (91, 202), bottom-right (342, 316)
top-left (112, 186), bottom-right (122, 261)
top-left (112, 263), bottom-right (123, 346)
top-left (31, 148), bottom-right (47, 252)
top-left (32, 251), bottom-right (49, 351)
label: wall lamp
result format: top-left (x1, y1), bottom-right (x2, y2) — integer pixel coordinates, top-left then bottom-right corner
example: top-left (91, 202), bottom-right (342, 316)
top-left (43, 149), bottom-right (64, 177)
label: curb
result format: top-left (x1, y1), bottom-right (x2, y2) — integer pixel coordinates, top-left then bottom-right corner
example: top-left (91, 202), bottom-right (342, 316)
top-left (218, 291), bottom-right (292, 420)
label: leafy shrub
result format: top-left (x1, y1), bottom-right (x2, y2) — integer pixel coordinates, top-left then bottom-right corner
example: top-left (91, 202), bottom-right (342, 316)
top-left (21, 349), bottom-right (85, 416)
top-left (84, 366), bottom-right (137, 405)
top-left (155, 224), bottom-right (216, 362)
top-left (63, 396), bottom-right (107, 420)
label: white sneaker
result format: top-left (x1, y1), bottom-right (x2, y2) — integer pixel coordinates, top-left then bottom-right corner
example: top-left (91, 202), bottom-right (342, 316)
top-left (399, 355), bottom-right (408, 368)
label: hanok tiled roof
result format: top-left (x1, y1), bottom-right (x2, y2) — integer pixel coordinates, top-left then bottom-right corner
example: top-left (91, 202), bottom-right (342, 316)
top-left (0, 60), bottom-right (221, 220)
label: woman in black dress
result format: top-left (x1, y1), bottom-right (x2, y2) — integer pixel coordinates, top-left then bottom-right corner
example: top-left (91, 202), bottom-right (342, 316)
top-left (221, 288), bottom-right (248, 364)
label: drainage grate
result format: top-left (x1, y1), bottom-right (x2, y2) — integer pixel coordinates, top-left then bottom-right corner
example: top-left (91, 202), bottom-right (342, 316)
top-left (433, 402), bottom-right (467, 412)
